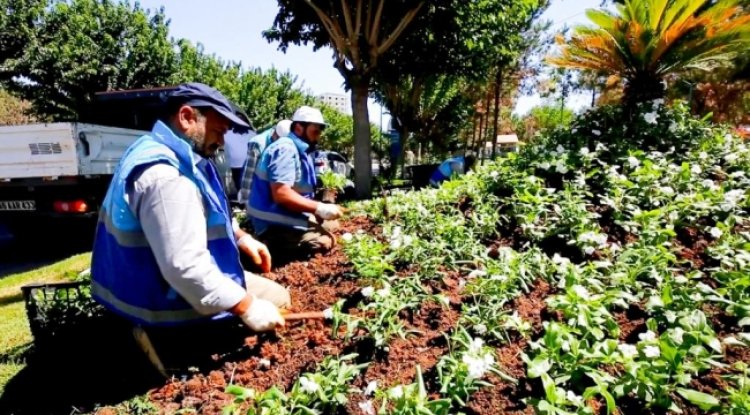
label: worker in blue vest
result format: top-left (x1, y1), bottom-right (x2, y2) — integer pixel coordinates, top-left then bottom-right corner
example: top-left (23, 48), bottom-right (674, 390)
top-left (91, 83), bottom-right (289, 376)
top-left (237, 119), bottom-right (292, 205)
top-left (429, 154), bottom-right (477, 187)
top-left (247, 106), bottom-right (344, 262)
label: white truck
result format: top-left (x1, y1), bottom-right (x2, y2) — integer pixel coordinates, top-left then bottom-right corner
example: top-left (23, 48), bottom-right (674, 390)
top-left (0, 122), bottom-right (146, 240)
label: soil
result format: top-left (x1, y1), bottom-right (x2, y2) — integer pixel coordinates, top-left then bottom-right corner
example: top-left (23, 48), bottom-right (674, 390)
top-left (103, 211), bottom-right (747, 414)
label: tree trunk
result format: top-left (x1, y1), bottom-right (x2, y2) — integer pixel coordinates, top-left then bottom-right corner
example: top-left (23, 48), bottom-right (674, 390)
top-left (351, 79), bottom-right (372, 199)
top-left (623, 72), bottom-right (665, 117)
top-left (491, 69), bottom-right (502, 160)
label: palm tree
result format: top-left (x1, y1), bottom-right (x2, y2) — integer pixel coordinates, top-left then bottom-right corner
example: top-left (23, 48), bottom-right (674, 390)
top-left (548, 0), bottom-right (750, 109)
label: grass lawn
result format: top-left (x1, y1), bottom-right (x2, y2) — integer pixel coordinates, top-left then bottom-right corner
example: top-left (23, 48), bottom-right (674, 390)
top-left (0, 253), bottom-right (91, 394)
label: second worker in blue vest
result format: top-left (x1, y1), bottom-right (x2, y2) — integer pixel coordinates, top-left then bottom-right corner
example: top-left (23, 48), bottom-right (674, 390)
top-left (247, 106), bottom-right (344, 262)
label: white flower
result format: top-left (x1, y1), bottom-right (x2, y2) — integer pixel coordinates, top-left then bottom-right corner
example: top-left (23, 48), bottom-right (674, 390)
top-left (376, 286), bottom-right (391, 298)
top-left (572, 284), bottom-right (590, 298)
top-left (646, 296), bottom-right (664, 309)
top-left (389, 238), bottom-right (402, 250)
top-left (709, 227), bottom-right (723, 239)
top-left (592, 129), bottom-right (601, 136)
top-left (669, 121), bottom-right (678, 132)
top-left (490, 170), bottom-right (499, 179)
top-left (341, 232), bottom-right (354, 243)
top-left (469, 337), bottom-right (485, 353)
top-left (358, 400), bottom-right (375, 415)
top-left (259, 358), bottom-right (271, 368)
top-left (618, 343), bottom-right (637, 358)
top-left (628, 156), bottom-right (640, 168)
top-left (643, 112), bottom-right (659, 125)
top-left (389, 385), bottom-right (404, 399)
top-left (361, 286), bottom-right (374, 297)
top-left (539, 161), bottom-right (551, 170)
top-left (300, 376), bottom-right (320, 394)
top-left (402, 235), bottom-right (414, 246)
top-left (463, 353), bottom-right (494, 379)
top-left (579, 147), bottom-right (590, 156)
top-left (556, 145), bottom-right (565, 153)
top-left (691, 164), bottom-right (702, 175)
top-left (652, 99), bottom-right (664, 108)
top-left (665, 310), bottom-right (677, 323)
top-left (473, 324), bottom-right (488, 335)
top-left (643, 345), bottom-right (661, 358)
top-left (674, 275), bottom-right (688, 284)
top-left (669, 327), bottom-right (685, 344)
top-left (322, 308), bottom-right (333, 320)
top-left (391, 226), bottom-right (402, 238)
top-left (555, 161), bottom-right (569, 174)
top-left (566, 390), bottom-right (584, 406)
top-left (583, 246), bottom-right (595, 255)
top-left (364, 380), bottom-right (378, 396)
top-left (725, 153), bottom-right (739, 163)
top-left (698, 152), bottom-right (708, 160)
top-left (552, 253), bottom-right (570, 265)
top-left (468, 270), bottom-right (487, 279)
top-left (639, 331), bottom-right (657, 342)
top-left (659, 186), bottom-right (675, 195)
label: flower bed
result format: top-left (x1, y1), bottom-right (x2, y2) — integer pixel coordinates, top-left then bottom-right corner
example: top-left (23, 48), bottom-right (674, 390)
top-left (148, 103), bottom-right (750, 414)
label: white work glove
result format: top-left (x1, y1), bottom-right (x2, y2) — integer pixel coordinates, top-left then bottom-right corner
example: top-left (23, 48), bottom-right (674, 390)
top-left (315, 203), bottom-right (344, 220)
top-left (240, 296), bottom-right (285, 332)
top-left (238, 234), bottom-right (272, 273)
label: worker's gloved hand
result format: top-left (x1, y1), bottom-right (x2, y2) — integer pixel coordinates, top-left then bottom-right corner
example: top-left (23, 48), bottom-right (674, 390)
top-left (315, 203), bottom-right (344, 220)
top-left (238, 235), bottom-right (272, 273)
top-left (240, 296), bottom-right (285, 332)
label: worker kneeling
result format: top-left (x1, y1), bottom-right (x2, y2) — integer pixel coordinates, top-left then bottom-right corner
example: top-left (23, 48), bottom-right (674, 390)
top-left (246, 106), bottom-right (344, 262)
top-left (429, 154), bottom-right (477, 187)
top-left (90, 83), bottom-right (288, 377)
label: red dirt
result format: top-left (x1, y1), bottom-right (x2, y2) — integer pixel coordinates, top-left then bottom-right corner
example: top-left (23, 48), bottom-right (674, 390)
top-left (465, 279), bottom-right (555, 414)
top-left (148, 218), bottom-right (367, 413)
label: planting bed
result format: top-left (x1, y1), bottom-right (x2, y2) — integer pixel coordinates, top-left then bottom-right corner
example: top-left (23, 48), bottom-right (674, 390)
top-left (143, 104), bottom-right (750, 415)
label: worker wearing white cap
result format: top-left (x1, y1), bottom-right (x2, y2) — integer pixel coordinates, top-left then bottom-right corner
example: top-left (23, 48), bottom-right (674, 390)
top-left (237, 119), bottom-right (292, 204)
top-left (247, 106), bottom-right (344, 262)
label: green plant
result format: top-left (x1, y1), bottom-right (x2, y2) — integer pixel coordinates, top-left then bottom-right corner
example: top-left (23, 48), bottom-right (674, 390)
top-left (318, 170), bottom-right (347, 192)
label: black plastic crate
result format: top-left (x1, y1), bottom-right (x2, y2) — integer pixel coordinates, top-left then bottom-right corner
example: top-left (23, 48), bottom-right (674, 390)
top-left (21, 281), bottom-right (105, 347)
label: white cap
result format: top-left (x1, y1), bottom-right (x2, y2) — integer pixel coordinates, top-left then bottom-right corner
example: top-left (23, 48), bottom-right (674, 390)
top-left (275, 119), bottom-right (292, 138)
top-left (291, 106), bottom-right (326, 126)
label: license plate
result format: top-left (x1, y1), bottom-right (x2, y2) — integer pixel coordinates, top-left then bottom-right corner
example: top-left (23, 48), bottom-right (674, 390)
top-left (0, 200), bottom-right (36, 211)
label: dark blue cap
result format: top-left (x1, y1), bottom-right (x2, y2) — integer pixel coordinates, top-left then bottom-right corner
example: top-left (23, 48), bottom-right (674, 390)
top-left (167, 82), bottom-right (250, 129)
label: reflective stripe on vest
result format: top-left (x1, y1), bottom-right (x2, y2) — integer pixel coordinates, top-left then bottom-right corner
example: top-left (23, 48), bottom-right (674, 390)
top-left (247, 134), bottom-right (317, 234)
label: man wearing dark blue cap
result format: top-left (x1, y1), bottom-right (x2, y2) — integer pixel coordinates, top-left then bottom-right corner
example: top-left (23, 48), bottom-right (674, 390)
top-left (91, 82), bottom-right (290, 376)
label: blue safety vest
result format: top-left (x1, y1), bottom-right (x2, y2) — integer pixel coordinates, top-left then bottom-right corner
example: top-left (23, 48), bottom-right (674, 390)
top-left (247, 133), bottom-right (317, 235)
top-left (429, 156), bottom-right (466, 186)
top-left (249, 128), bottom-right (274, 155)
top-left (91, 121), bottom-right (245, 326)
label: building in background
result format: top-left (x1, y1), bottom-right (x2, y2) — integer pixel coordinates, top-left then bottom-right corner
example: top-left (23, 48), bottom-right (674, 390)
top-left (318, 93), bottom-right (350, 114)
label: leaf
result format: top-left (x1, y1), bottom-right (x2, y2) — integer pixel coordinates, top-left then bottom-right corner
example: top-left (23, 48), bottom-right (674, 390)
top-left (676, 388), bottom-right (720, 411)
top-left (528, 357), bottom-right (552, 378)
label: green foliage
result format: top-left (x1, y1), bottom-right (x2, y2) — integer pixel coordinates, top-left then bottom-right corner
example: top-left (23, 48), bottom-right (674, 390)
top-left (0, 0), bottom-right (49, 83)
top-left (8, 0), bottom-right (176, 120)
top-left (516, 104), bottom-right (576, 140)
top-left (318, 170), bottom-right (347, 192)
top-left (0, 88), bottom-right (36, 124)
top-left (549, 0), bottom-right (750, 105)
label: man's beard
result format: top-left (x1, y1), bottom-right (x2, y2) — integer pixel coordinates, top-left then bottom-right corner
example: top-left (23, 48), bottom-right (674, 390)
top-left (186, 130), bottom-right (218, 157)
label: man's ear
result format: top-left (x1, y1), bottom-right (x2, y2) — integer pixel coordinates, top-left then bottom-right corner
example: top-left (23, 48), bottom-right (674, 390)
top-left (176, 105), bottom-right (196, 131)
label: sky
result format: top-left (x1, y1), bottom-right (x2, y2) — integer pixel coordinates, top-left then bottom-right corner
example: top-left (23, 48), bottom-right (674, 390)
top-left (135, 0), bottom-right (603, 126)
